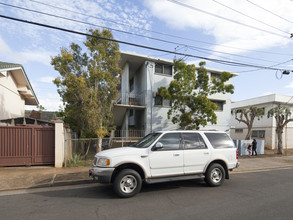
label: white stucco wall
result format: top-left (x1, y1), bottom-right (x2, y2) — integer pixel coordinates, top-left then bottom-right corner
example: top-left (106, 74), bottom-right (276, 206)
top-left (230, 94), bottom-right (293, 149)
top-left (144, 61), bottom-right (177, 133)
top-left (118, 52), bottom-right (236, 136)
top-left (0, 71), bottom-right (25, 120)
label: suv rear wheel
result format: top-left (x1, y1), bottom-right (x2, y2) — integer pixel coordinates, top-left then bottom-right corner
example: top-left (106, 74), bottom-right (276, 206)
top-left (113, 169), bottom-right (142, 198)
top-left (205, 163), bottom-right (225, 187)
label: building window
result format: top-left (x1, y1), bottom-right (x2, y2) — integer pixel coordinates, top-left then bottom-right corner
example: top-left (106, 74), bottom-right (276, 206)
top-left (235, 129), bottom-right (243, 133)
top-left (211, 100), bottom-right (225, 111)
top-left (210, 72), bottom-right (220, 81)
top-left (129, 109), bottom-right (134, 117)
top-left (154, 95), bottom-right (171, 107)
top-left (155, 63), bottom-right (172, 76)
top-left (129, 78), bottom-right (134, 92)
top-left (252, 130), bottom-right (265, 138)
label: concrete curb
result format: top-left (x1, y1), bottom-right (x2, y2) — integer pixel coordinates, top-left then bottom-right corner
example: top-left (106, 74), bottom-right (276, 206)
top-left (31, 179), bottom-right (95, 189)
top-left (231, 165), bottom-right (293, 174)
top-left (1, 155), bottom-right (293, 192)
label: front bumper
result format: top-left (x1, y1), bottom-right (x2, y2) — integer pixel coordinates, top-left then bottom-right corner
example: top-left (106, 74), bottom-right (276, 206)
top-left (89, 165), bottom-right (115, 183)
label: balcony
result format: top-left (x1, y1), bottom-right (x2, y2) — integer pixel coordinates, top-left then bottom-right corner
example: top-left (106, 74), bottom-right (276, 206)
top-left (114, 130), bottom-right (145, 138)
top-left (115, 92), bottom-right (146, 107)
top-left (109, 130), bottom-right (145, 148)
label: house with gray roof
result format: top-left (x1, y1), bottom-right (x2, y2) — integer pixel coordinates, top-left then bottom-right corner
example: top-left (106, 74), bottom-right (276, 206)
top-left (0, 61), bottom-right (38, 120)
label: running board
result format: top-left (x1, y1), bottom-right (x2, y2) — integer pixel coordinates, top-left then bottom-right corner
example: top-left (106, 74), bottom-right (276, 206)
top-left (145, 174), bottom-right (205, 184)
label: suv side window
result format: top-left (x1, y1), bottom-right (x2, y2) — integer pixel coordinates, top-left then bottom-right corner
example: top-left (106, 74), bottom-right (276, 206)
top-left (204, 132), bottom-right (235, 149)
top-left (156, 133), bottom-right (181, 150)
top-left (182, 133), bottom-right (207, 149)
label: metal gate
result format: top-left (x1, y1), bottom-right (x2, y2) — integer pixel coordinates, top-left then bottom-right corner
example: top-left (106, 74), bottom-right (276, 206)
top-left (0, 126), bottom-right (55, 166)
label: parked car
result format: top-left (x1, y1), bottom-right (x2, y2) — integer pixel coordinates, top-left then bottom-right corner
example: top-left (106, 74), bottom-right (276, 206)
top-left (89, 130), bottom-right (240, 198)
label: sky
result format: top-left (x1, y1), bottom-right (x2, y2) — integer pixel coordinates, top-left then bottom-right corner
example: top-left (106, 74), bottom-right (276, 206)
top-left (1, 0), bottom-right (293, 111)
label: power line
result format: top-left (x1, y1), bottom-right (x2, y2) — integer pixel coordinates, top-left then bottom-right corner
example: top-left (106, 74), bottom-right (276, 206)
top-left (236, 59), bottom-right (293, 73)
top-left (246, 0), bottom-right (293, 25)
top-left (213, 0), bottom-right (289, 35)
top-left (167, 0), bottom-right (289, 38)
top-left (28, 0), bottom-right (293, 57)
top-left (0, 2), bottom-right (281, 64)
top-left (0, 13), bottom-right (291, 72)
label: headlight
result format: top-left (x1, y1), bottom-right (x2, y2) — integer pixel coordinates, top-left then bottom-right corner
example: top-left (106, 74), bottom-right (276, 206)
top-left (95, 157), bottom-right (110, 166)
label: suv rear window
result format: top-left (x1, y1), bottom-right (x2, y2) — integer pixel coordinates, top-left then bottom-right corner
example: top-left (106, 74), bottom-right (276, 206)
top-left (204, 133), bottom-right (235, 149)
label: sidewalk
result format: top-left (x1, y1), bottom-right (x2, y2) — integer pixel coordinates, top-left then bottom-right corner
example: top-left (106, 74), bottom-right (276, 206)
top-left (1, 155), bottom-right (293, 192)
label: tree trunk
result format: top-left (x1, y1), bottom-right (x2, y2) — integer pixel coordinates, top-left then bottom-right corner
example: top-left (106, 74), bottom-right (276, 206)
top-left (81, 139), bottom-right (91, 159)
top-left (245, 126), bottom-right (252, 140)
top-left (97, 136), bottom-right (102, 153)
top-left (277, 131), bottom-right (283, 154)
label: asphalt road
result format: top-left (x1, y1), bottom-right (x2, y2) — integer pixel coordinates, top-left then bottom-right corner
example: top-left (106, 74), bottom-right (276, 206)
top-left (1, 168), bottom-right (293, 220)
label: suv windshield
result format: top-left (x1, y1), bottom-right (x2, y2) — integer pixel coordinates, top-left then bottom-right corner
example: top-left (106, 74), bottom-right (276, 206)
top-left (131, 133), bottom-right (161, 148)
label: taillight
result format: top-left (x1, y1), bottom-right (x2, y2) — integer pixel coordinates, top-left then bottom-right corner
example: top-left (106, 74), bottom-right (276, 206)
top-left (236, 149), bottom-right (239, 159)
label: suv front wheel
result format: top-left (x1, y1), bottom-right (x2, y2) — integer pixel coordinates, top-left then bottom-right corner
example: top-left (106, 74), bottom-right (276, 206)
top-left (113, 169), bottom-right (142, 198)
top-left (205, 163), bottom-right (225, 187)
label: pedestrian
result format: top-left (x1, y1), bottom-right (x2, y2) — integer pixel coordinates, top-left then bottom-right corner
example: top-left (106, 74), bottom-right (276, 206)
top-left (252, 139), bottom-right (257, 156)
top-left (247, 144), bottom-right (252, 156)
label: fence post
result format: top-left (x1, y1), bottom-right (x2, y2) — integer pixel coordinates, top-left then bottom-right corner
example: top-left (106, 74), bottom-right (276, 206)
top-left (55, 120), bottom-right (64, 168)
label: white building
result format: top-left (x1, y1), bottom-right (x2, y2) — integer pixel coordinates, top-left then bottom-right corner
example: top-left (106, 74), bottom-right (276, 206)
top-left (230, 94), bottom-right (293, 150)
top-left (0, 62), bottom-right (38, 120)
top-left (113, 52), bottom-right (236, 140)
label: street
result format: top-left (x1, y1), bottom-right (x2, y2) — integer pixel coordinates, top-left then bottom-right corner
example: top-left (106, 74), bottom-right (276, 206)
top-left (1, 168), bottom-right (293, 220)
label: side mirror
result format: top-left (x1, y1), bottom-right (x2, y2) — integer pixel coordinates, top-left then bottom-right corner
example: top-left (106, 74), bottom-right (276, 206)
top-left (154, 142), bottom-right (163, 150)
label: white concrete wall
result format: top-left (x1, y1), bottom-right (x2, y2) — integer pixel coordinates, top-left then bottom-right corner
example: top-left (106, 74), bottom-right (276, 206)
top-left (144, 61), bottom-right (177, 133)
top-left (118, 53), bottom-right (236, 135)
top-left (55, 121), bottom-right (64, 168)
top-left (0, 71), bottom-right (25, 120)
top-left (148, 67), bottom-right (233, 132)
top-left (230, 94), bottom-right (293, 150)
top-left (121, 63), bottom-right (129, 104)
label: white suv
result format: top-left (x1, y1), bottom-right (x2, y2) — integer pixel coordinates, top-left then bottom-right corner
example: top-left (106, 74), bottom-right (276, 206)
top-left (89, 131), bottom-right (240, 198)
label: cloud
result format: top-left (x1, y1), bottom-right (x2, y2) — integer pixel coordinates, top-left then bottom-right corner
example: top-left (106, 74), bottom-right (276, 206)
top-left (144, 0), bottom-right (293, 54)
top-left (285, 81), bottom-right (293, 88)
top-left (39, 76), bottom-right (55, 83)
top-left (1, 0), bottom-right (152, 47)
top-left (0, 35), bottom-right (53, 65)
top-left (261, 92), bottom-right (274, 96)
top-left (25, 93), bottom-right (63, 111)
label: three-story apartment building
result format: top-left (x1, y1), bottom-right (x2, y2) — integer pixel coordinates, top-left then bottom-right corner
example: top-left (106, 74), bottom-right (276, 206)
top-left (113, 52), bottom-right (236, 141)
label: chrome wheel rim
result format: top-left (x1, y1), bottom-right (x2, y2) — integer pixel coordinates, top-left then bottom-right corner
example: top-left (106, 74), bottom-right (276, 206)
top-left (120, 175), bottom-right (137, 193)
top-left (211, 168), bottom-right (222, 183)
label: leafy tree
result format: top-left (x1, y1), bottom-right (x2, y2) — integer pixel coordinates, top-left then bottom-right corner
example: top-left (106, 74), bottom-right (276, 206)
top-left (158, 60), bottom-right (234, 130)
top-left (232, 106), bottom-right (265, 140)
top-left (37, 104), bottom-right (46, 113)
top-left (268, 104), bottom-right (293, 154)
top-left (51, 29), bottom-right (121, 152)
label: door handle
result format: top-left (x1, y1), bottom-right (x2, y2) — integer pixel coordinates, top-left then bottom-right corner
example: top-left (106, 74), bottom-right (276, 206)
top-left (141, 155), bottom-right (148, 158)
top-left (204, 152), bottom-right (210, 155)
top-left (173, 153), bottom-right (180, 156)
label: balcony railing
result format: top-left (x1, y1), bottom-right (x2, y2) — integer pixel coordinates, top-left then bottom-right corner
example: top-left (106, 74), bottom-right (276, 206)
top-left (114, 130), bottom-right (145, 138)
top-left (115, 92), bottom-right (145, 106)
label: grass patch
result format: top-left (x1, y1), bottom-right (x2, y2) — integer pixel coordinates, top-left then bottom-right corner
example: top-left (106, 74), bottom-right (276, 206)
top-left (65, 154), bottom-right (92, 167)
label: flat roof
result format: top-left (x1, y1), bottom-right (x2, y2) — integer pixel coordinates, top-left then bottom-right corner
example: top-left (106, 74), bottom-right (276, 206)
top-left (120, 51), bottom-right (238, 76)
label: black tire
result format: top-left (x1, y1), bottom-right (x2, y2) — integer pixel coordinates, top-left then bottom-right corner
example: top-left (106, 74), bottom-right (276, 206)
top-left (113, 169), bottom-right (142, 198)
top-left (205, 163), bottom-right (225, 187)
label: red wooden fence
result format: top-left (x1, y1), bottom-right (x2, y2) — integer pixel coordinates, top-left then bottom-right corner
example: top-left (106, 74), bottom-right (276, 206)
top-left (0, 126), bottom-right (55, 166)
